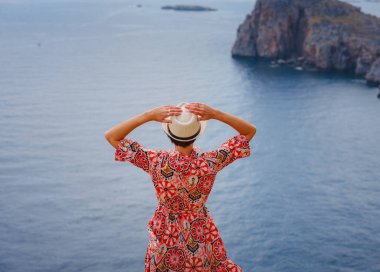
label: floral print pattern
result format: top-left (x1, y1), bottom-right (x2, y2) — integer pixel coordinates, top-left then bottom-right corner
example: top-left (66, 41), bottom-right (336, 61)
top-left (190, 218), bottom-right (207, 243)
top-left (184, 256), bottom-right (204, 272)
top-left (164, 246), bottom-right (186, 271)
top-left (115, 134), bottom-right (251, 271)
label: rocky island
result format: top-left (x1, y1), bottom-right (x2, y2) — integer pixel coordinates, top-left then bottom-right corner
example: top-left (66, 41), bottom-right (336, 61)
top-left (161, 5), bottom-right (217, 12)
top-left (231, 0), bottom-right (380, 86)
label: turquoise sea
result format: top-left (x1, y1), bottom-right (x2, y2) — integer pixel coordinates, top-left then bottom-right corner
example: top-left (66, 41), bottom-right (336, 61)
top-left (0, 0), bottom-right (380, 271)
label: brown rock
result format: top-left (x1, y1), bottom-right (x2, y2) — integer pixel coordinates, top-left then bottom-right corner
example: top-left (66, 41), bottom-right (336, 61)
top-left (231, 0), bottom-right (380, 85)
top-left (366, 58), bottom-right (380, 85)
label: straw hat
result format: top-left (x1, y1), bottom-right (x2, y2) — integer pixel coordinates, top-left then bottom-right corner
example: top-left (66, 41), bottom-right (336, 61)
top-left (162, 102), bottom-right (207, 142)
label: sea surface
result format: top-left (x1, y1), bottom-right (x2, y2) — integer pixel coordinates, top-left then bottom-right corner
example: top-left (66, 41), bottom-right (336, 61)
top-left (0, 0), bottom-right (380, 271)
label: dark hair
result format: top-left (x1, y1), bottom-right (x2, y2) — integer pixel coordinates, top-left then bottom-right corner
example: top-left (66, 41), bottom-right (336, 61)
top-left (167, 135), bottom-right (196, 147)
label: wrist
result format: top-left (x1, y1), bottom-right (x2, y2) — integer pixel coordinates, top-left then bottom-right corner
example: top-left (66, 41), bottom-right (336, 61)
top-left (142, 110), bottom-right (153, 122)
top-left (212, 108), bottom-right (223, 120)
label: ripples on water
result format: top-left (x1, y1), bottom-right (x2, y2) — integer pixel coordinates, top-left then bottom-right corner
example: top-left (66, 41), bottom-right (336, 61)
top-left (0, 1), bottom-right (379, 271)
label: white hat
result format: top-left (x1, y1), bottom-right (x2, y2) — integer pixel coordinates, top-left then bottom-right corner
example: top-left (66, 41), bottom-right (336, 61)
top-left (162, 102), bottom-right (207, 142)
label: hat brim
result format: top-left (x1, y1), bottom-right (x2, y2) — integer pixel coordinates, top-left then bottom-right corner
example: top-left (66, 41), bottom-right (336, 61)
top-left (162, 119), bottom-right (207, 142)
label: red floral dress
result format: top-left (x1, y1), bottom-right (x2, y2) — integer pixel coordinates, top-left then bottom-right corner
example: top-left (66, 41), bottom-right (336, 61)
top-left (115, 134), bottom-right (251, 272)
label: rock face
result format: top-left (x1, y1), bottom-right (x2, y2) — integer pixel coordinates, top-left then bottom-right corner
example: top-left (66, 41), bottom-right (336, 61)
top-left (231, 0), bottom-right (380, 85)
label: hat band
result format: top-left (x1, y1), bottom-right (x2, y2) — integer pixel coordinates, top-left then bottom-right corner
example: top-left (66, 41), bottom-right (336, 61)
top-left (167, 124), bottom-right (201, 141)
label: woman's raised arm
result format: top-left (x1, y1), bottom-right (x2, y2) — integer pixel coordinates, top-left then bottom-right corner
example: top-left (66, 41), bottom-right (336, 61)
top-left (185, 102), bottom-right (256, 142)
top-left (104, 105), bottom-right (182, 149)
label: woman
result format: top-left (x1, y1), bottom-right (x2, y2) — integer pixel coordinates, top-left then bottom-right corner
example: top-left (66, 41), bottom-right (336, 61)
top-left (105, 102), bottom-right (256, 272)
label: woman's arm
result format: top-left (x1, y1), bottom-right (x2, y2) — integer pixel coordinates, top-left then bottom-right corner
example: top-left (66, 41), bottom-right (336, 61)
top-left (213, 110), bottom-right (256, 141)
top-left (104, 105), bottom-right (182, 149)
top-left (185, 102), bottom-right (256, 142)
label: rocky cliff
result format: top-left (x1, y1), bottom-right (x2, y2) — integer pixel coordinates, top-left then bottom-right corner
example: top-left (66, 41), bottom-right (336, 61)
top-left (231, 0), bottom-right (380, 85)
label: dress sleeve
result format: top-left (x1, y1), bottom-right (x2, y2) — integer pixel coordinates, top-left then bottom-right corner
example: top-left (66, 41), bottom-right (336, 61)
top-left (114, 138), bottom-right (159, 174)
top-left (203, 134), bottom-right (251, 173)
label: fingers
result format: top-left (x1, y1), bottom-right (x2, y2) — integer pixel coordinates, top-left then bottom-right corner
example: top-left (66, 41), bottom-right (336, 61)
top-left (163, 106), bottom-right (182, 117)
top-left (166, 110), bottom-right (181, 117)
top-left (188, 110), bottom-right (203, 116)
top-left (169, 107), bottom-right (182, 114)
top-left (185, 102), bottom-right (203, 108)
top-left (185, 103), bottom-right (207, 115)
top-left (186, 106), bottom-right (203, 115)
top-left (153, 105), bottom-right (183, 123)
top-left (164, 105), bottom-right (182, 110)
top-left (158, 104), bottom-right (209, 123)
top-left (162, 118), bottom-right (172, 123)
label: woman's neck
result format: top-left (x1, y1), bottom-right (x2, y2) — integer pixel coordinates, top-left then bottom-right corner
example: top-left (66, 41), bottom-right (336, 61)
top-left (174, 144), bottom-right (194, 156)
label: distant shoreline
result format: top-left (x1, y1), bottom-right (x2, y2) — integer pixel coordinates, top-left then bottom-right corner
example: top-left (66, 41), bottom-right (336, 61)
top-left (161, 5), bottom-right (217, 12)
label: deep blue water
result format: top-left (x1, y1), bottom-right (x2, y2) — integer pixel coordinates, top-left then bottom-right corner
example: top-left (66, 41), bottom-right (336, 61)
top-left (0, 1), bottom-right (380, 271)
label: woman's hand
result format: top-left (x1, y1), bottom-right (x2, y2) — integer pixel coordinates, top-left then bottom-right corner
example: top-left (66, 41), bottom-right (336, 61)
top-left (185, 102), bottom-right (217, 121)
top-left (146, 105), bottom-right (182, 123)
